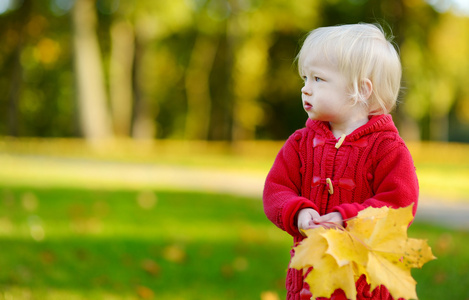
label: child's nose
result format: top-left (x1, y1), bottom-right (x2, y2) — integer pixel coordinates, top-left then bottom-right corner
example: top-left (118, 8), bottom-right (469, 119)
top-left (301, 85), bottom-right (312, 95)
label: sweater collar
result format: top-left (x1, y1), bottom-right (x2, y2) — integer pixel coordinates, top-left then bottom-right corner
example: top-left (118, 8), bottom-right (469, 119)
top-left (305, 114), bottom-right (397, 141)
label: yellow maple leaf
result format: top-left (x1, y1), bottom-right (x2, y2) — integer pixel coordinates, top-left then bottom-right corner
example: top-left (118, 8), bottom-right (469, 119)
top-left (322, 229), bottom-right (368, 267)
top-left (291, 204), bottom-right (436, 300)
top-left (290, 227), bottom-right (357, 300)
top-left (290, 227), bottom-right (328, 269)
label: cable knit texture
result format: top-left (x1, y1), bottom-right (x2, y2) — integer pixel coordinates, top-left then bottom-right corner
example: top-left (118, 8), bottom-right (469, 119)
top-left (263, 114), bottom-right (418, 300)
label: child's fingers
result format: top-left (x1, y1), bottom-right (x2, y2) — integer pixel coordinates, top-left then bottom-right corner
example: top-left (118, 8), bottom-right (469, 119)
top-left (298, 217), bottom-right (313, 234)
top-left (313, 213), bottom-right (344, 229)
top-left (306, 219), bottom-right (322, 229)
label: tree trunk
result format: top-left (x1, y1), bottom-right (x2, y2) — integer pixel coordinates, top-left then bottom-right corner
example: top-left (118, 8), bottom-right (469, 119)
top-left (72, 0), bottom-right (112, 140)
top-left (430, 113), bottom-right (449, 142)
top-left (110, 19), bottom-right (135, 137)
top-left (184, 34), bottom-right (218, 140)
top-left (7, 38), bottom-right (22, 137)
top-left (231, 37), bottom-right (270, 141)
top-left (131, 35), bottom-right (155, 139)
top-left (6, 0), bottom-right (32, 136)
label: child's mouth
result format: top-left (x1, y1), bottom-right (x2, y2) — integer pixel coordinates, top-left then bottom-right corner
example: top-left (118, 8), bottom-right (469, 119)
top-left (304, 101), bottom-right (312, 110)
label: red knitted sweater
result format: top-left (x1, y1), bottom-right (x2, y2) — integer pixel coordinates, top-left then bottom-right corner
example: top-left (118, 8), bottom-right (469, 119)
top-left (263, 114), bottom-right (418, 300)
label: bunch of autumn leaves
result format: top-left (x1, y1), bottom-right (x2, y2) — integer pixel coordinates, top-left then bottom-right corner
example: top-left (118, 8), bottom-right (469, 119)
top-left (291, 205), bottom-right (436, 300)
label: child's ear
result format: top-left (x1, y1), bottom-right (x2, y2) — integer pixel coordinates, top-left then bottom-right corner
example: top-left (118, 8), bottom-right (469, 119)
top-left (360, 78), bottom-right (373, 101)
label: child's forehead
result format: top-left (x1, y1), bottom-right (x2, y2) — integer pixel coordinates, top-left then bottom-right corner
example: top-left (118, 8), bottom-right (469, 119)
top-left (300, 51), bottom-right (338, 72)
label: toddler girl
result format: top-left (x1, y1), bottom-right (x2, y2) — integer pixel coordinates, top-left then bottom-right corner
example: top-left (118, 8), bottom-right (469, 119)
top-left (263, 23), bottom-right (418, 300)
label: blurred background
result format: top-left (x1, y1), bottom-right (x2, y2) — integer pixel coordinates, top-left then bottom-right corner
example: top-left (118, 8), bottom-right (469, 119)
top-left (1, 0), bottom-right (469, 299)
top-left (1, 0), bottom-right (469, 142)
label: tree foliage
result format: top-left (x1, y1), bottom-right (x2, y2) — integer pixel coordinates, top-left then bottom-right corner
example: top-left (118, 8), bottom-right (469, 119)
top-left (0, 0), bottom-right (468, 141)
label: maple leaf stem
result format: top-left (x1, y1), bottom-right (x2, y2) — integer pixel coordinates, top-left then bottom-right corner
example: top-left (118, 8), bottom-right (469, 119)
top-left (341, 227), bottom-right (372, 251)
top-left (315, 221), bottom-right (346, 230)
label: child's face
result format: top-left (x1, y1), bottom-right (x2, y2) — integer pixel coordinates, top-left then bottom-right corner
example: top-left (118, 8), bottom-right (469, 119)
top-left (301, 55), bottom-right (362, 125)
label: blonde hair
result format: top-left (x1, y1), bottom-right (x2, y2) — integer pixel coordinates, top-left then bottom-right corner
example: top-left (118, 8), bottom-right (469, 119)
top-left (297, 23), bottom-right (401, 114)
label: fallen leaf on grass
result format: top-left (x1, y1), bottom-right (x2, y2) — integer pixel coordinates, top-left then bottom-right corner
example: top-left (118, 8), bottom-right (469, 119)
top-left (40, 251), bottom-right (56, 265)
top-left (136, 285), bottom-right (154, 299)
top-left (0, 217), bottom-right (13, 234)
top-left (435, 233), bottom-right (453, 254)
top-left (21, 192), bottom-right (38, 212)
top-left (162, 244), bottom-right (186, 263)
top-left (261, 291), bottom-right (280, 300)
top-left (136, 191), bottom-right (157, 210)
top-left (232, 256), bottom-right (249, 272)
top-left (141, 259), bottom-right (160, 276)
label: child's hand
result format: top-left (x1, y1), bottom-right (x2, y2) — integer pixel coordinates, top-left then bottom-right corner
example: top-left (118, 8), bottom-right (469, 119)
top-left (298, 210), bottom-right (344, 236)
top-left (313, 212), bottom-right (344, 229)
top-left (297, 208), bottom-right (320, 236)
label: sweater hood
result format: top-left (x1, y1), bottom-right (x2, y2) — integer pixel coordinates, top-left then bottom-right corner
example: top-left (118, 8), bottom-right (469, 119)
top-left (305, 114), bottom-right (398, 141)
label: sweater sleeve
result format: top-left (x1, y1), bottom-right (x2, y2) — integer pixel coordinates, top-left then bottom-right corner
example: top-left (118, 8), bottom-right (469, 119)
top-left (263, 133), bottom-right (319, 237)
top-left (334, 139), bottom-right (419, 224)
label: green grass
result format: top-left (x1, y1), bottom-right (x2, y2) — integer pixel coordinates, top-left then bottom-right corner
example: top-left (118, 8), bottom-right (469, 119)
top-left (0, 187), bottom-right (291, 299)
top-left (410, 224), bottom-right (469, 300)
top-left (0, 187), bottom-right (468, 300)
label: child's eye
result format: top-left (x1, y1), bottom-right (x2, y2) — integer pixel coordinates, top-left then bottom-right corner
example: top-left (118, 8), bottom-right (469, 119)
top-left (302, 76), bottom-right (307, 82)
top-left (314, 76), bottom-right (323, 82)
